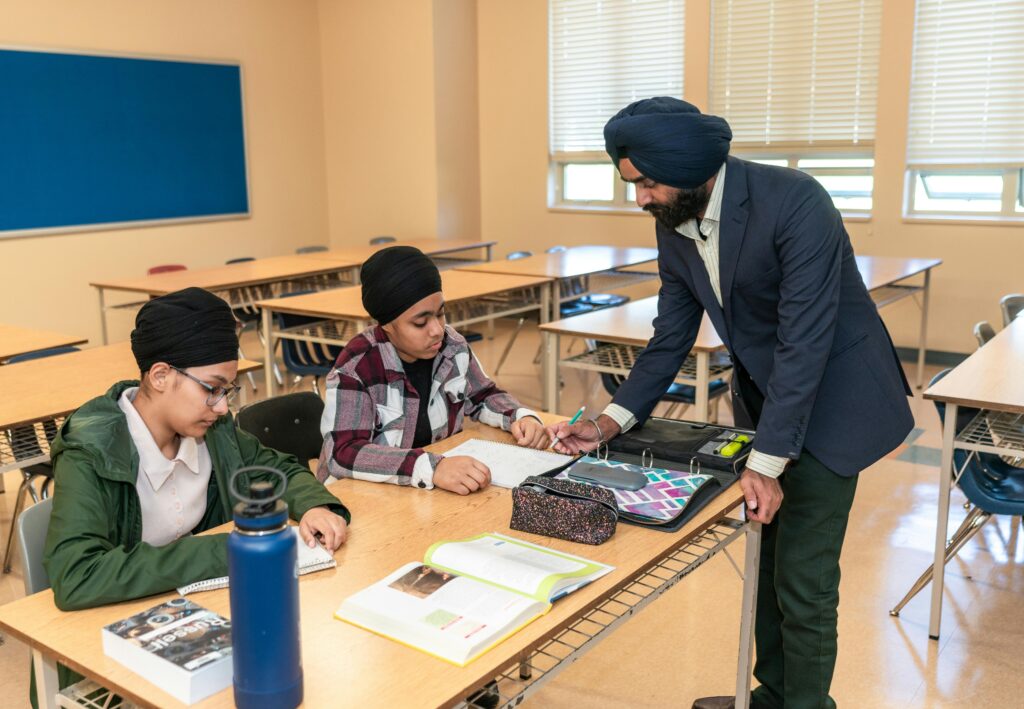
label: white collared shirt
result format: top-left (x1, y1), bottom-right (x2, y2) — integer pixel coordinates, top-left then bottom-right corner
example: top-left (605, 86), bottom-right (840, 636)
top-left (118, 387), bottom-right (212, 546)
top-left (602, 162), bottom-right (787, 478)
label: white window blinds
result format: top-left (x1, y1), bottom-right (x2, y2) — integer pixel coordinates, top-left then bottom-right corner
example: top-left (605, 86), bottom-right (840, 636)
top-left (549, 0), bottom-right (684, 155)
top-left (709, 0), bottom-right (882, 149)
top-left (907, 0), bottom-right (1024, 167)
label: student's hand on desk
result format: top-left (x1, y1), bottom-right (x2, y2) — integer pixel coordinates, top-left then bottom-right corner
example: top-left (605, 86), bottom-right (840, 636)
top-left (434, 456), bottom-right (491, 495)
top-left (740, 468), bottom-right (783, 525)
top-left (299, 507), bottom-right (349, 551)
top-left (511, 417), bottom-right (550, 449)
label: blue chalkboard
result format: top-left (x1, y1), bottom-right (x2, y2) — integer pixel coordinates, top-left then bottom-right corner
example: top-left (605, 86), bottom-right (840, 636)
top-left (0, 48), bottom-right (249, 235)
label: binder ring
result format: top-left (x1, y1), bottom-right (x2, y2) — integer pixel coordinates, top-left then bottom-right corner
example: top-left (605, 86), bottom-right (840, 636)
top-left (689, 457), bottom-right (702, 476)
top-left (596, 441), bottom-right (609, 461)
top-left (641, 448), bottom-right (653, 469)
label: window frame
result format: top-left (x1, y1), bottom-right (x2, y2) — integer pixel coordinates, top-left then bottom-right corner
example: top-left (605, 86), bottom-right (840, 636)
top-left (903, 166), bottom-right (1024, 220)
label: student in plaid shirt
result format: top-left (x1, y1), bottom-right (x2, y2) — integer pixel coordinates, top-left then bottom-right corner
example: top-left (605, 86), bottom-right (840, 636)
top-left (318, 246), bottom-right (549, 495)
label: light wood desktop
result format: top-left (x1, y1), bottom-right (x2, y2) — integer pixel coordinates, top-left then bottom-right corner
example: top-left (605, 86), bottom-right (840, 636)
top-left (917, 316), bottom-right (1024, 640)
top-left (457, 245), bottom-right (659, 321)
top-left (255, 270), bottom-right (554, 395)
top-left (0, 342), bottom-right (262, 478)
top-left (621, 254), bottom-right (942, 388)
top-left (0, 417), bottom-right (760, 709)
top-left (539, 297), bottom-right (729, 421)
top-left (0, 324), bottom-right (88, 363)
top-left (90, 255), bottom-right (362, 344)
top-left (297, 238), bottom-right (497, 267)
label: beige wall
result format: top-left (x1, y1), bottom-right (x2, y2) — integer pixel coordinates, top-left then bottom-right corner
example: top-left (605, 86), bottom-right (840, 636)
top-left (478, 0), bottom-right (1024, 355)
top-left (318, 0), bottom-right (481, 247)
top-left (0, 0), bottom-right (330, 345)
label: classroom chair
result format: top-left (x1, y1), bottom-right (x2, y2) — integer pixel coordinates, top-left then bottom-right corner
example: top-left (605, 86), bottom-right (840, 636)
top-left (295, 245), bottom-right (328, 254)
top-left (369, 236), bottom-right (396, 245)
top-left (17, 498), bottom-right (126, 708)
top-left (146, 264), bottom-right (187, 275)
top-left (221, 257), bottom-right (276, 393)
top-left (974, 321), bottom-right (996, 348)
top-left (236, 392), bottom-right (325, 464)
top-left (889, 369), bottom-right (1024, 618)
top-left (599, 366), bottom-right (731, 423)
top-left (545, 244), bottom-right (629, 314)
top-left (274, 291), bottom-right (343, 396)
top-left (1000, 293), bottom-right (1024, 326)
top-left (2, 346), bottom-right (79, 574)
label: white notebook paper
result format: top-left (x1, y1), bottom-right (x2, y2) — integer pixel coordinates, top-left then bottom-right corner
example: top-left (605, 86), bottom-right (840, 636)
top-left (442, 439), bottom-right (575, 488)
top-left (177, 527), bottom-right (336, 595)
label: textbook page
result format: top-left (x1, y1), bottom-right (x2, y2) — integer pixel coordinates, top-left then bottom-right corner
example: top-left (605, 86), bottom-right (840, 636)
top-left (424, 533), bottom-right (613, 603)
top-left (335, 561), bottom-right (547, 666)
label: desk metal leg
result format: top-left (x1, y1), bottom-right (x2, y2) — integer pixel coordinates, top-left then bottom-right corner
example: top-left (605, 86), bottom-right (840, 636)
top-left (916, 270), bottom-right (932, 389)
top-left (33, 649), bottom-right (59, 709)
top-left (735, 521), bottom-right (761, 709)
top-left (262, 308), bottom-right (276, 397)
top-left (485, 244), bottom-right (493, 262)
top-left (695, 351), bottom-right (710, 423)
top-left (97, 288), bottom-right (109, 346)
top-left (543, 332), bottom-right (560, 414)
top-left (928, 402), bottom-right (957, 639)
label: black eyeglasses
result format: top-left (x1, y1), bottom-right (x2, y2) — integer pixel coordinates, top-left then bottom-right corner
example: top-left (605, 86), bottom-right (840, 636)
top-left (170, 366), bottom-right (240, 407)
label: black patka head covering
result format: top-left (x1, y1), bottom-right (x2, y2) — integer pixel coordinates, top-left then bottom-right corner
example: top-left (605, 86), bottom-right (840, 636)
top-left (360, 246), bottom-right (442, 325)
top-left (604, 96), bottom-right (733, 189)
top-left (130, 287), bottom-right (239, 372)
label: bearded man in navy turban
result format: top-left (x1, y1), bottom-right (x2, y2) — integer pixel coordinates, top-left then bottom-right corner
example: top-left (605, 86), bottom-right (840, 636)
top-left (549, 97), bottom-right (913, 709)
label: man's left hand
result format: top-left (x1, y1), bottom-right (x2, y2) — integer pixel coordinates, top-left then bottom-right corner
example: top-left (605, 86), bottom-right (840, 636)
top-left (511, 417), bottom-right (550, 449)
top-left (299, 507), bottom-right (349, 551)
top-left (739, 468), bottom-right (783, 524)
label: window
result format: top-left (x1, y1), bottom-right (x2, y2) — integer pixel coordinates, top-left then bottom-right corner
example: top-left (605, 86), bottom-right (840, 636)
top-left (905, 0), bottom-right (1024, 219)
top-left (549, 0), bottom-right (684, 209)
top-left (710, 0), bottom-right (882, 215)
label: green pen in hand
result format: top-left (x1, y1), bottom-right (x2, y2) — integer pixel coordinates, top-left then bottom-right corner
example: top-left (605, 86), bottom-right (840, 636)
top-left (552, 405), bottom-right (586, 446)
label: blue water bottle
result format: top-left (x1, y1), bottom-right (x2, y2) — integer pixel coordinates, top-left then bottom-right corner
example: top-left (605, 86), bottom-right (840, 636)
top-left (227, 466), bottom-right (303, 709)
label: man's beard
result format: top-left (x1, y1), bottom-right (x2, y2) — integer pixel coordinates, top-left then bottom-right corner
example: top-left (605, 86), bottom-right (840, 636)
top-left (644, 183), bottom-right (712, 230)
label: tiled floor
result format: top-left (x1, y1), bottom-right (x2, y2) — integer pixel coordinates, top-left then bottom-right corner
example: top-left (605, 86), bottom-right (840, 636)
top-left (1, 308), bottom-right (1022, 708)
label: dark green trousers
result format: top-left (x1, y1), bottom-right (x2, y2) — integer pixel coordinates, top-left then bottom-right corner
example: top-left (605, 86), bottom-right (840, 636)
top-left (750, 451), bottom-right (858, 709)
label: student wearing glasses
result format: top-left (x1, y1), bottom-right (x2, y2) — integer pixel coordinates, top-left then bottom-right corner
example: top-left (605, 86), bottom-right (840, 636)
top-left (44, 287), bottom-right (350, 619)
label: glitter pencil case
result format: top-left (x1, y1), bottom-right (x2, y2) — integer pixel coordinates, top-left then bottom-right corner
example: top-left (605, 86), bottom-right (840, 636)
top-left (510, 475), bottom-right (618, 545)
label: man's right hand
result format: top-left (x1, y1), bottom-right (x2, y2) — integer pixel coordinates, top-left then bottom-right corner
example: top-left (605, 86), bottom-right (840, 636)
top-left (547, 414), bottom-right (621, 455)
top-left (433, 456), bottom-right (491, 495)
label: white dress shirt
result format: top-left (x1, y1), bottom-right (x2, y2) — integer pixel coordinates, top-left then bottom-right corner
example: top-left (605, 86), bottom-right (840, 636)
top-left (602, 162), bottom-right (788, 478)
top-left (118, 387), bottom-right (213, 546)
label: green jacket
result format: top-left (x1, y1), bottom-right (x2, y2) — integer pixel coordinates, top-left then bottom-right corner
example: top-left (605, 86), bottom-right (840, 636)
top-left (43, 381), bottom-right (350, 612)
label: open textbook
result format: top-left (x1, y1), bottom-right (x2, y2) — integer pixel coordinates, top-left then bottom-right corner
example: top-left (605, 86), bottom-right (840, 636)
top-left (335, 532), bottom-right (613, 665)
top-left (441, 439), bottom-right (575, 488)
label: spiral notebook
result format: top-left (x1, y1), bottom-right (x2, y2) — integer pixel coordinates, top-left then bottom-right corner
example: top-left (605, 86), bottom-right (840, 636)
top-left (441, 439), bottom-right (576, 488)
top-left (177, 527), bottom-right (336, 595)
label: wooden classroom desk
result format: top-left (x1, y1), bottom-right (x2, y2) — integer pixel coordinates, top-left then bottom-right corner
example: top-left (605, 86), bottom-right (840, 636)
top-left (0, 417), bottom-right (761, 709)
top-left (297, 238), bottom-right (497, 269)
top-left (255, 270), bottom-right (554, 396)
top-left (620, 254), bottom-right (942, 388)
top-left (90, 255), bottom-right (362, 345)
top-left (916, 316), bottom-right (1024, 640)
top-left (0, 342), bottom-right (262, 479)
top-left (538, 296), bottom-right (731, 420)
top-left (0, 324), bottom-right (87, 364)
top-left (456, 245), bottom-right (660, 321)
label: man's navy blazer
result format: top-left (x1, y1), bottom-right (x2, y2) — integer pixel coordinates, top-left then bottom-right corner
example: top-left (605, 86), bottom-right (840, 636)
top-left (612, 157), bottom-right (914, 477)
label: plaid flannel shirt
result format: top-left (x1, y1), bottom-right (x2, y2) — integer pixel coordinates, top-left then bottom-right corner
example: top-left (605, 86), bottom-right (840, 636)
top-left (317, 325), bottom-right (536, 488)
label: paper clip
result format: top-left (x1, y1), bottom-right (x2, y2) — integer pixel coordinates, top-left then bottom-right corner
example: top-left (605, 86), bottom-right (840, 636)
top-left (641, 447), bottom-right (653, 469)
top-left (689, 457), bottom-right (702, 476)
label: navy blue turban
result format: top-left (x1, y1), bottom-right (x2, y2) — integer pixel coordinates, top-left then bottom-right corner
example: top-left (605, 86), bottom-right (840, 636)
top-left (603, 97), bottom-right (732, 189)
